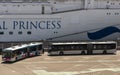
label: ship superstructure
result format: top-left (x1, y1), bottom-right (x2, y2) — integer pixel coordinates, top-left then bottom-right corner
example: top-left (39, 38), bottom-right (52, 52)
top-left (0, 0), bottom-right (120, 14)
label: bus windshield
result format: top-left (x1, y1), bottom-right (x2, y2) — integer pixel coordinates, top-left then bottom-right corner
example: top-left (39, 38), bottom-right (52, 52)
top-left (3, 51), bottom-right (12, 58)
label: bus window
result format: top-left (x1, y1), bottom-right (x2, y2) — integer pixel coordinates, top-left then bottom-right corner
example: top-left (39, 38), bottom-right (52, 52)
top-left (110, 44), bottom-right (116, 49)
top-left (11, 51), bottom-right (15, 58)
top-left (30, 46), bottom-right (37, 51)
top-left (38, 45), bottom-right (42, 50)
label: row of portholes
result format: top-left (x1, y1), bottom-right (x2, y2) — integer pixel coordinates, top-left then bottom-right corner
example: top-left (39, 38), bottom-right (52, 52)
top-left (0, 0), bottom-right (47, 2)
top-left (0, 31), bottom-right (32, 35)
top-left (107, 1), bottom-right (120, 5)
top-left (107, 12), bottom-right (120, 15)
top-left (0, 31), bottom-right (58, 35)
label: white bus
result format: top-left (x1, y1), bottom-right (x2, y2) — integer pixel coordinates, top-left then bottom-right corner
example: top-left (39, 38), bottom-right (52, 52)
top-left (48, 41), bottom-right (117, 55)
top-left (48, 42), bottom-right (88, 55)
top-left (27, 42), bottom-right (43, 57)
top-left (92, 42), bottom-right (117, 54)
top-left (2, 42), bottom-right (43, 62)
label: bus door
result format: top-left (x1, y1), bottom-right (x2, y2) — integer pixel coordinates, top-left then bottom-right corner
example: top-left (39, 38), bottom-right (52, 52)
top-left (87, 44), bottom-right (93, 55)
top-left (27, 47), bottom-right (30, 57)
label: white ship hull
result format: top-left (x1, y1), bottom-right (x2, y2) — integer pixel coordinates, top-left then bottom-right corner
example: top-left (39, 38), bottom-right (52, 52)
top-left (0, 9), bottom-right (120, 42)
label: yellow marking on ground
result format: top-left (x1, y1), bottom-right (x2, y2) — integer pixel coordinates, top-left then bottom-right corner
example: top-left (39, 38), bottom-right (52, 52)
top-left (33, 68), bottom-right (120, 75)
top-left (19, 60), bottom-right (120, 64)
top-left (80, 68), bottom-right (120, 73)
top-left (33, 70), bottom-right (79, 75)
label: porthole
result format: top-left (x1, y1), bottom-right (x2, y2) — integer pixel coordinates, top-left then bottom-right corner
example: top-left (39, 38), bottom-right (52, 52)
top-left (18, 31), bottom-right (22, 35)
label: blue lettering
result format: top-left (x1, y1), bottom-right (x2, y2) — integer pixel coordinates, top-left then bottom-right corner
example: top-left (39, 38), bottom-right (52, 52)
top-left (19, 21), bottom-right (25, 29)
top-left (51, 21), bottom-right (56, 29)
top-left (0, 24), bottom-right (2, 29)
top-left (38, 21), bottom-right (45, 29)
top-left (13, 21), bottom-right (18, 29)
top-left (12, 20), bottom-right (62, 30)
top-left (30, 21), bottom-right (37, 29)
top-left (3, 21), bottom-right (7, 30)
top-left (26, 21), bottom-right (29, 29)
top-left (46, 21), bottom-right (51, 29)
top-left (57, 21), bottom-right (61, 29)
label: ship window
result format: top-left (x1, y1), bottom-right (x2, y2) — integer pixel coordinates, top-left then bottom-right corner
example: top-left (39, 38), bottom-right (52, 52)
top-left (54, 31), bottom-right (58, 34)
top-left (23, 0), bottom-right (31, 2)
top-left (115, 13), bottom-right (119, 15)
top-left (4, 0), bottom-right (11, 2)
top-left (18, 31), bottom-right (22, 35)
top-left (0, 32), bottom-right (4, 35)
top-left (9, 31), bottom-right (13, 35)
top-left (111, 3), bottom-right (115, 5)
top-left (40, 0), bottom-right (48, 2)
top-left (107, 13), bottom-right (111, 15)
top-left (0, 0), bottom-right (3, 2)
top-left (27, 31), bottom-right (31, 35)
top-left (107, 1), bottom-right (109, 3)
top-left (32, 0), bottom-right (39, 2)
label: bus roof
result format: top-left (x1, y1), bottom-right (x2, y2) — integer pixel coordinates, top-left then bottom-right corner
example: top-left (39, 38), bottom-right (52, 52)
top-left (3, 42), bottom-right (43, 51)
top-left (28, 42), bottom-right (42, 47)
top-left (3, 44), bottom-right (28, 51)
top-left (52, 41), bottom-right (117, 45)
top-left (52, 42), bottom-right (87, 45)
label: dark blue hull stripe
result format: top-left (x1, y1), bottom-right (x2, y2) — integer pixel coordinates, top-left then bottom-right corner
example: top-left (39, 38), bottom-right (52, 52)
top-left (87, 26), bottom-right (120, 40)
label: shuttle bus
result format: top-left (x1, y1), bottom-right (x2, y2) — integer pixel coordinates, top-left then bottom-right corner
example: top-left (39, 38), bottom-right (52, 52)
top-left (2, 42), bottom-right (43, 62)
top-left (2, 44), bottom-right (28, 62)
top-left (92, 42), bottom-right (117, 54)
top-left (27, 42), bottom-right (43, 56)
top-left (48, 42), bottom-right (87, 55)
top-left (48, 41), bottom-right (117, 55)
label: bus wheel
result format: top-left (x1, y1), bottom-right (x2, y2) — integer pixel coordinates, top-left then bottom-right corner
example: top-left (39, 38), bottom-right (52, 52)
top-left (59, 51), bottom-right (64, 55)
top-left (36, 52), bottom-right (40, 56)
top-left (35, 52), bottom-right (38, 56)
top-left (103, 50), bottom-right (107, 54)
top-left (81, 51), bottom-right (85, 55)
top-left (15, 57), bottom-right (18, 61)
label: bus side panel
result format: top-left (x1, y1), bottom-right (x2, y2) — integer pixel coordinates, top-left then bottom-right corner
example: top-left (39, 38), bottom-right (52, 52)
top-left (48, 51), bottom-right (59, 55)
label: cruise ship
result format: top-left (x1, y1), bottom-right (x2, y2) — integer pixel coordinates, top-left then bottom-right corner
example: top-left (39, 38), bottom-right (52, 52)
top-left (0, 0), bottom-right (119, 42)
